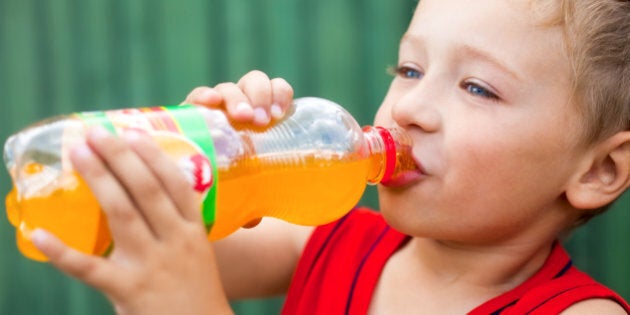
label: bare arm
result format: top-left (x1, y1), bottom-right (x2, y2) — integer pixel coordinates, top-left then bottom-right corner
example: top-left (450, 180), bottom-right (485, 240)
top-left (214, 219), bottom-right (313, 299)
top-left (560, 299), bottom-right (628, 315)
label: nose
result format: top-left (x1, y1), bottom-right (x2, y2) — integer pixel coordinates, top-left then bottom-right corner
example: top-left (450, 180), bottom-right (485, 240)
top-left (390, 83), bottom-right (442, 133)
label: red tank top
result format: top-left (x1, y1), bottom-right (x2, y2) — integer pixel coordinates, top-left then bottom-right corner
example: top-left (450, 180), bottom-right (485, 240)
top-left (282, 208), bottom-right (630, 314)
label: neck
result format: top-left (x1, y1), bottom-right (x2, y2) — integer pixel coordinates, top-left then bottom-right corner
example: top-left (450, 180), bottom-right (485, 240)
top-left (404, 237), bottom-right (555, 294)
top-left (394, 199), bottom-right (578, 294)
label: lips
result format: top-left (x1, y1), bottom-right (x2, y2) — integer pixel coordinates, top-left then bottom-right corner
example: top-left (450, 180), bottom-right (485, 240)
top-left (375, 126), bottom-right (427, 188)
top-left (380, 155), bottom-right (425, 188)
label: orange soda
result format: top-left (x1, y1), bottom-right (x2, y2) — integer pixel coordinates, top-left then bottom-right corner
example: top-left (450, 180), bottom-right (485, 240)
top-left (4, 97), bottom-right (419, 261)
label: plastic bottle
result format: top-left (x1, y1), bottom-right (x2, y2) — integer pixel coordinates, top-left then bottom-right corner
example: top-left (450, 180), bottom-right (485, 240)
top-left (3, 97), bottom-right (420, 262)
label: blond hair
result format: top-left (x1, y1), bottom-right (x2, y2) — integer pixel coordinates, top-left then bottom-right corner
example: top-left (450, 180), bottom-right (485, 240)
top-left (540, 0), bottom-right (630, 144)
top-left (532, 0), bottom-right (630, 225)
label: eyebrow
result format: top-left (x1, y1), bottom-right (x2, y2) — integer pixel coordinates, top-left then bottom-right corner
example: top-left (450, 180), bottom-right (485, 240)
top-left (400, 33), bottom-right (522, 82)
top-left (457, 44), bottom-right (522, 82)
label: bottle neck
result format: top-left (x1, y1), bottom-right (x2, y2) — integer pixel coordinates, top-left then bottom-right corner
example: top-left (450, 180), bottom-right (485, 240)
top-left (363, 126), bottom-right (417, 185)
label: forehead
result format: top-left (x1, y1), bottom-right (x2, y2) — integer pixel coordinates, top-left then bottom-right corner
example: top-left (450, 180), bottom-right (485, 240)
top-left (409, 0), bottom-right (546, 48)
top-left (405, 0), bottom-right (570, 89)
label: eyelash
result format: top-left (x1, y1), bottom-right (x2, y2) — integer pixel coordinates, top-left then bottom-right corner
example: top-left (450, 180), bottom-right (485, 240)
top-left (460, 81), bottom-right (500, 101)
top-left (387, 65), bottom-right (501, 101)
top-left (388, 65), bottom-right (424, 79)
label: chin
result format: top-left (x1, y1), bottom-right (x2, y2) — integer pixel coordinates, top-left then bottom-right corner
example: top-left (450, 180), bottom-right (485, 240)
top-left (377, 193), bottom-right (422, 233)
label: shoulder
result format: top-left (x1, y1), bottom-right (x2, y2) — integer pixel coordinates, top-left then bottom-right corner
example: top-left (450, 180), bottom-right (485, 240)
top-left (501, 243), bottom-right (630, 314)
top-left (560, 298), bottom-right (628, 315)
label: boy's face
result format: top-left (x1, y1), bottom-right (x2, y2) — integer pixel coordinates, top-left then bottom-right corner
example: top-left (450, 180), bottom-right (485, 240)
top-left (375, 0), bottom-right (586, 243)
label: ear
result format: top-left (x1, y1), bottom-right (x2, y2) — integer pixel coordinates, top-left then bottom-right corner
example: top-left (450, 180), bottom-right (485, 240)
top-left (566, 131), bottom-right (630, 210)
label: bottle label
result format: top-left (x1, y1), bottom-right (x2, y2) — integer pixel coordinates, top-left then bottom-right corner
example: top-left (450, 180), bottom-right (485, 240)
top-left (75, 105), bottom-right (218, 229)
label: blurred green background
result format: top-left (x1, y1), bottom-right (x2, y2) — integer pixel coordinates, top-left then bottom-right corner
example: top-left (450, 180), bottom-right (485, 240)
top-left (0, 0), bottom-right (628, 314)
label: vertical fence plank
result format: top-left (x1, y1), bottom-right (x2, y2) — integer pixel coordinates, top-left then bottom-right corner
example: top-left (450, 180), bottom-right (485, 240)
top-left (566, 193), bottom-right (630, 299)
top-left (0, 1), bottom-right (628, 314)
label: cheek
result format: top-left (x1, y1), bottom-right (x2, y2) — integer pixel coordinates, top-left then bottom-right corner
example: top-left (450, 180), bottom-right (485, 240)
top-left (445, 129), bottom-right (576, 209)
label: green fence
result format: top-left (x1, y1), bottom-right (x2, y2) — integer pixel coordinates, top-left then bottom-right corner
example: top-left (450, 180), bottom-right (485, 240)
top-left (0, 0), bottom-right (628, 314)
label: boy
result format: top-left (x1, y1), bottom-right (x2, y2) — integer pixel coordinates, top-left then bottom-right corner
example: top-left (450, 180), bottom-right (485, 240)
top-left (29, 0), bottom-right (630, 314)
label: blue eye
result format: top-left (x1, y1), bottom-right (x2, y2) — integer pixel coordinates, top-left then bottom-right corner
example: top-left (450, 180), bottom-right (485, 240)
top-left (462, 82), bottom-right (499, 100)
top-left (394, 66), bottom-right (424, 79)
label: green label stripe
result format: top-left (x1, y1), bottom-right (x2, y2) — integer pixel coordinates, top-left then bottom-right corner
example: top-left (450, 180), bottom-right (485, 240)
top-left (162, 105), bottom-right (218, 229)
top-left (74, 105), bottom-right (218, 230)
top-left (75, 111), bottom-right (117, 133)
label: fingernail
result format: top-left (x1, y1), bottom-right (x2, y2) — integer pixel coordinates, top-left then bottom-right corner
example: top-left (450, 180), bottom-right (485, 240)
top-left (270, 104), bottom-right (283, 119)
top-left (234, 102), bottom-right (254, 116)
top-left (88, 125), bottom-right (111, 141)
top-left (253, 107), bottom-right (271, 125)
top-left (72, 143), bottom-right (94, 160)
top-left (122, 129), bottom-right (143, 142)
top-left (29, 228), bottom-right (49, 246)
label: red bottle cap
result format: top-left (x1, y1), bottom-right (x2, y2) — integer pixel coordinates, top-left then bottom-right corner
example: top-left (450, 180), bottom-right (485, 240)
top-left (375, 127), bottom-right (397, 184)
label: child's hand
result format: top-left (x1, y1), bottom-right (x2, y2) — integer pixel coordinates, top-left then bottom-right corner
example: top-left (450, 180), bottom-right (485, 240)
top-left (30, 127), bottom-right (233, 315)
top-left (183, 70), bottom-right (294, 127)
top-left (184, 71), bottom-right (295, 229)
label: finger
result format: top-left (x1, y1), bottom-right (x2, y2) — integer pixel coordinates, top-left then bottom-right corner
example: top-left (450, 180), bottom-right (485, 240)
top-left (213, 82), bottom-right (255, 122)
top-left (30, 228), bottom-right (120, 293)
top-left (123, 130), bottom-right (203, 225)
top-left (182, 86), bottom-right (208, 104)
top-left (183, 86), bottom-right (223, 106)
top-left (270, 77), bottom-right (294, 120)
top-left (83, 127), bottom-right (182, 240)
top-left (238, 70), bottom-right (274, 126)
top-left (70, 137), bottom-right (154, 251)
